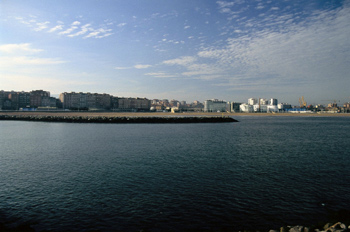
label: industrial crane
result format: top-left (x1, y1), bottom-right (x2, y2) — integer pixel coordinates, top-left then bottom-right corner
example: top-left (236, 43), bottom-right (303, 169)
top-left (299, 96), bottom-right (307, 108)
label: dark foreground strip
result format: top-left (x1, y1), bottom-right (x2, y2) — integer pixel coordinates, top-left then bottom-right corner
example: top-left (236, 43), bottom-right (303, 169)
top-left (0, 115), bottom-right (238, 123)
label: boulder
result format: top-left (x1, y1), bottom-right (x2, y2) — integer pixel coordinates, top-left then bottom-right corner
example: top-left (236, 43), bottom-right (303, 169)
top-left (289, 226), bottom-right (304, 232)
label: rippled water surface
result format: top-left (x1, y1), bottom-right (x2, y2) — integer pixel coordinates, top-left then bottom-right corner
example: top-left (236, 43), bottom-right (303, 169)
top-left (0, 116), bottom-right (349, 231)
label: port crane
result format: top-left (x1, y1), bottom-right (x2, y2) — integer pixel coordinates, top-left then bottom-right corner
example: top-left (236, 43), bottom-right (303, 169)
top-left (299, 96), bottom-right (307, 108)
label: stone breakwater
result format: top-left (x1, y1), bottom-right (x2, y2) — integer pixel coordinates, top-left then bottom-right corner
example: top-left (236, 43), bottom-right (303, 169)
top-left (0, 115), bottom-right (238, 123)
top-left (267, 222), bottom-right (350, 232)
top-left (1, 221), bottom-right (349, 232)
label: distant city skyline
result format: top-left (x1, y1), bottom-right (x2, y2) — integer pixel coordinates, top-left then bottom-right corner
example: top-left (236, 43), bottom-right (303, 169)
top-left (2, 88), bottom-right (349, 108)
top-left (1, 0), bottom-right (350, 105)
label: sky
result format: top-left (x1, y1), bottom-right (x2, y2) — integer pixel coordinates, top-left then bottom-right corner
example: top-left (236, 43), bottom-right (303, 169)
top-left (1, 0), bottom-right (349, 105)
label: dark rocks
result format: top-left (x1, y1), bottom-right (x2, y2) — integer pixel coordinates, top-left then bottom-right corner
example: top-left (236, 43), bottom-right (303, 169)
top-left (0, 115), bottom-right (238, 123)
top-left (275, 222), bottom-right (350, 232)
top-left (289, 226), bottom-right (305, 232)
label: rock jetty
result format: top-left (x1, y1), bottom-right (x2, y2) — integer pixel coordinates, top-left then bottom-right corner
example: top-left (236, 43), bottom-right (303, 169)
top-left (0, 115), bottom-right (238, 123)
top-left (268, 222), bottom-right (350, 232)
top-left (1, 221), bottom-right (349, 232)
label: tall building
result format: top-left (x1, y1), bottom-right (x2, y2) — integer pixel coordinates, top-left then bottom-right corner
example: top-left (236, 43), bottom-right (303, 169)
top-left (0, 90), bottom-right (12, 110)
top-left (230, 102), bottom-right (242, 112)
top-left (259, 98), bottom-right (268, 105)
top-left (270, 98), bottom-right (278, 106)
top-left (30, 90), bottom-right (50, 108)
top-left (59, 92), bottom-right (81, 109)
top-left (204, 99), bottom-right (227, 112)
top-left (9, 91), bottom-right (31, 110)
top-left (248, 98), bottom-right (257, 105)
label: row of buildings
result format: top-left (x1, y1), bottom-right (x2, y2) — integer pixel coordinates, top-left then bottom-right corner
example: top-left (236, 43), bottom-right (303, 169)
top-left (0, 90), bottom-right (57, 110)
top-left (0, 90), bottom-right (151, 111)
top-left (204, 97), bottom-right (350, 113)
top-left (0, 89), bottom-right (207, 112)
top-left (203, 98), bottom-right (287, 113)
top-left (1, 90), bottom-right (349, 113)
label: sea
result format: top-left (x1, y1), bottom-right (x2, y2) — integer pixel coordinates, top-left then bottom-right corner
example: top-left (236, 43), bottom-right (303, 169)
top-left (0, 115), bottom-right (349, 232)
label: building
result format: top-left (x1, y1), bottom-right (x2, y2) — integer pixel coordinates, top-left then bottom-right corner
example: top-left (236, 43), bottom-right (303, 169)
top-left (248, 98), bottom-right (257, 105)
top-left (30, 90), bottom-right (50, 108)
top-left (278, 103), bottom-right (292, 111)
top-left (259, 98), bottom-right (269, 105)
top-left (267, 105), bottom-right (278, 112)
top-left (170, 99), bottom-right (179, 107)
top-left (204, 99), bottom-right (227, 112)
top-left (240, 103), bottom-right (254, 113)
top-left (1, 90), bottom-right (56, 110)
top-left (230, 102), bottom-right (242, 112)
top-left (7, 91), bottom-right (31, 110)
top-left (59, 92), bottom-right (81, 109)
top-left (59, 92), bottom-right (111, 110)
top-left (253, 104), bottom-right (268, 113)
top-left (116, 97), bottom-right (151, 111)
top-left (270, 98), bottom-right (278, 106)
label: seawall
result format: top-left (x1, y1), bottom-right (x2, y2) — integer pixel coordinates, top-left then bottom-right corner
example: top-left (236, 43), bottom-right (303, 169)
top-left (0, 115), bottom-right (238, 123)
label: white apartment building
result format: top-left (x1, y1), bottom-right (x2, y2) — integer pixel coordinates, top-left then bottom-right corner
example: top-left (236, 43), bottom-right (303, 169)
top-left (204, 99), bottom-right (228, 112)
top-left (248, 98), bottom-right (257, 105)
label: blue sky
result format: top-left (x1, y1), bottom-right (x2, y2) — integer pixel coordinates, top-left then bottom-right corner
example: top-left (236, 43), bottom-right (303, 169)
top-left (1, 0), bottom-right (349, 105)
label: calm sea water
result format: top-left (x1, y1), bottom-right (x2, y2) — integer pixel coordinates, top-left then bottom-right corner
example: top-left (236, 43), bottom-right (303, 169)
top-left (0, 116), bottom-right (349, 231)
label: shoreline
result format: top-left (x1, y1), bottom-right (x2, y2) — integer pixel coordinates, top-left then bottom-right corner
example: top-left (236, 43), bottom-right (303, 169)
top-left (0, 111), bottom-right (349, 117)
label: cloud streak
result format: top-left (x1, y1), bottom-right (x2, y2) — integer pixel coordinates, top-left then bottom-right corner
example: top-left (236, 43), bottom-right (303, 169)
top-left (134, 64), bottom-right (152, 69)
top-left (0, 43), bottom-right (43, 53)
top-left (15, 17), bottom-right (113, 39)
top-left (0, 56), bottom-right (66, 66)
top-left (0, 43), bottom-right (66, 67)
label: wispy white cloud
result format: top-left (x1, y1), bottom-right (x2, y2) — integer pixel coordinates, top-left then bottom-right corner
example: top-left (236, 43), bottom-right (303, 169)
top-left (0, 43), bottom-right (43, 54)
top-left (216, 1), bottom-right (235, 8)
top-left (163, 56), bottom-right (197, 66)
top-left (0, 56), bottom-right (66, 66)
top-left (67, 24), bottom-right (91, 37)
top-left (72, 21), bottom-right (81, 26)
top-left (59, 26), bottom-right (78, 35)
top-left (134, 64), bottom-right (152, 69)
top-left (34, 21), bottom-right (50, 31)
top-left (14, 16), bottom-right (112, 39)
top-left (114, 66), bottom-right (130, 70)
top-left (48, 25), bottom-right (63, 33)
top-left (144, 72), bottom-right (177, 78)
top-left (58, 21), bottom-right (82, 35)
top-left (159, 39), bottom-right (185, 45)
top-left (117, 23), bottom-right (127, 27)
top-left (84, 28), bottom-right (113, 39)
top-left (114, 64), bottom-right (151, 70)
top-left (182, 63), bottom-right (223, 78)
top-left (0, 43), bottom-right (66, 67)
top-left (1, 73), bottom-right (96, 94)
